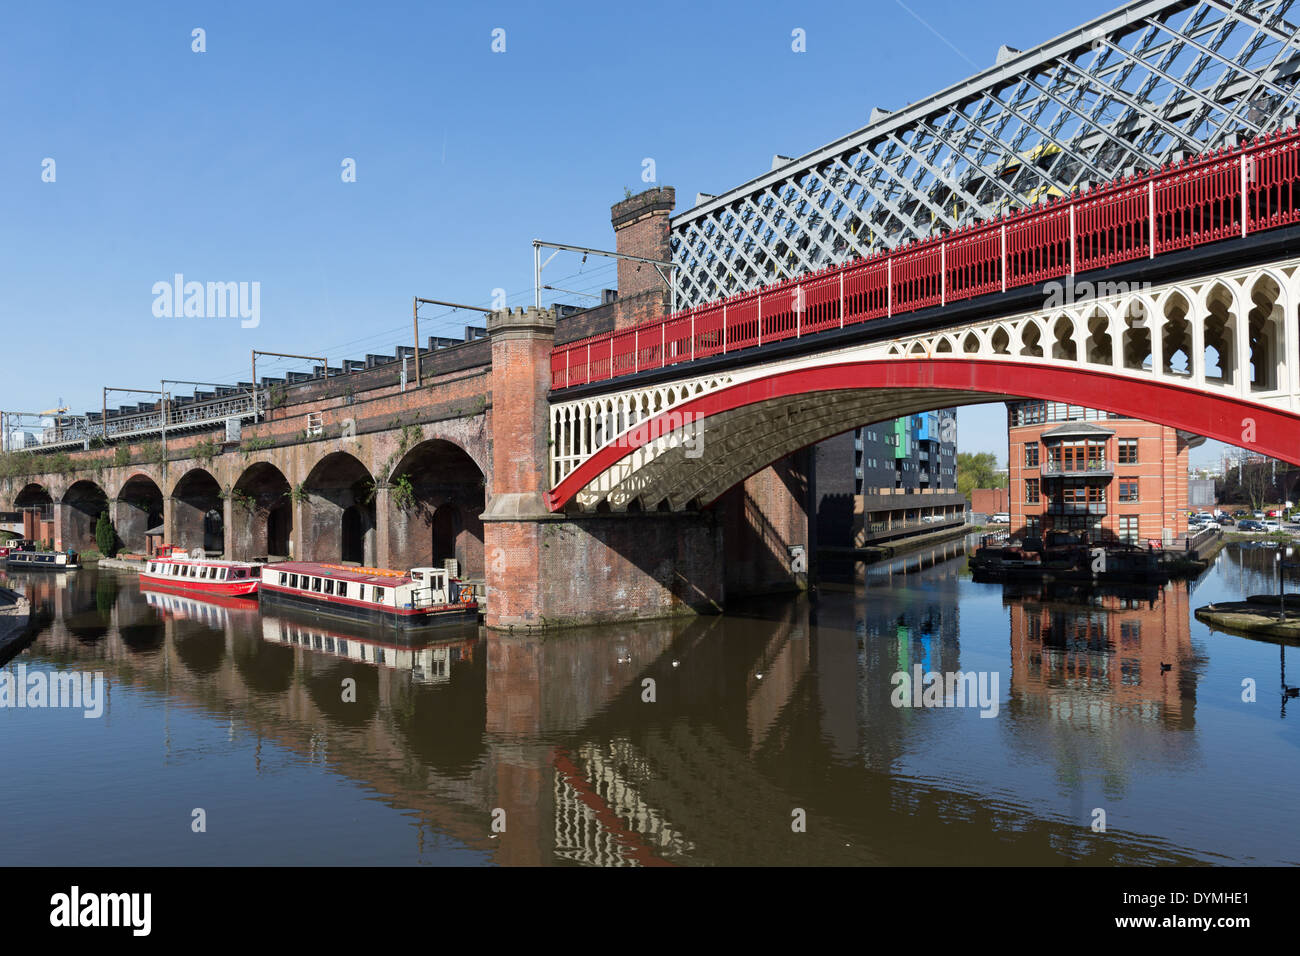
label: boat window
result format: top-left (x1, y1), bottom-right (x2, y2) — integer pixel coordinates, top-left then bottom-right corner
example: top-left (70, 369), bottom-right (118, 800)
top-left (147, 563), bottom-right (156, 574)
top-left (373, 586), bottom-right (385, 604)
top-left (312, 577), bottom-right (322, 592)
top-left (289, 574), bottom-right (298, 589)
top-left (337, 582), bottom-right (347, 599)
top-left (324, 579), bottom-right (334, 595)
top-left (219, 568), bottom-right (228, 581)
top-left (200, 566), bottom-right (209, 579)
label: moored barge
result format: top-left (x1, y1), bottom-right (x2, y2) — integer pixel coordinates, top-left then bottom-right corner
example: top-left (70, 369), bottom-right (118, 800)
top-left (140, 557), bottom-right (263, 597)
top-left (259, 562), bottom-right (478, 629)
top-left (5, 549), bottom-right (79, 570)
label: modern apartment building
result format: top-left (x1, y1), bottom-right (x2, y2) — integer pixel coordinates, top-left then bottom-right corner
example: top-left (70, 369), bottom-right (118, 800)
top-left (1006, 401), bottom-right (1192, 545)
top-left (815, 409), bottom-right (965, 549)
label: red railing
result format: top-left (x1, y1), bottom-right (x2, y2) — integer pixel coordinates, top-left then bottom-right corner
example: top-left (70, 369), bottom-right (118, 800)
top-left (551, 127), bottom-right (1300, 390)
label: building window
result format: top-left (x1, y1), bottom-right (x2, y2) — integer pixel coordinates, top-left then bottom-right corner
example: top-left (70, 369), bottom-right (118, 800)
top-left (1025, 444), bottom-right (1039, 468)
top-left (1119, 515), bottom-right (1139, 544)
top-left (1025, 478), bottom-right (1040, 504)
top-left (1119, 480), bottom-right (1139, 502)
top-left (1118, 438), bottom-right (1138, 464)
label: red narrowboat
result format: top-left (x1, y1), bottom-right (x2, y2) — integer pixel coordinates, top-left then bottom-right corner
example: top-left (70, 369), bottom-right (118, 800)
top-left (140, 556), bottom-right (263, 598)
top-left (259, 562), bottom-right (478, 630)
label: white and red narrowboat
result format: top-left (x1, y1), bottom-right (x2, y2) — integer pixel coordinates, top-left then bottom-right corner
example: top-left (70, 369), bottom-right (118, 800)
top-left (259, 563), bottom-right (478, 629)
top-left (139, 556), bottom-right (263, 598)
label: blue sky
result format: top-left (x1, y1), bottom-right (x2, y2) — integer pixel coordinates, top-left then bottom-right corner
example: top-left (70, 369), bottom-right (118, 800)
top-left (0, 0), bottom-right (1226, 467)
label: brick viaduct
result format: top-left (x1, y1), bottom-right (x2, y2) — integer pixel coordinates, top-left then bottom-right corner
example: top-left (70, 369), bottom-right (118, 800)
top-left (5, 188), bottom-right (811, 630)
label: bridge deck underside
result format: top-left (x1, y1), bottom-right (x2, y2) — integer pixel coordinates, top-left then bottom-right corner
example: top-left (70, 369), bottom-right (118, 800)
top-left (572, 388), bottom-right (1011, 513)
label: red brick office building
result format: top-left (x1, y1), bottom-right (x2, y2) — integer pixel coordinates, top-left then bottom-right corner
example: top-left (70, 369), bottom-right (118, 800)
top-left (1006, 401), bottom-right (1191, 545)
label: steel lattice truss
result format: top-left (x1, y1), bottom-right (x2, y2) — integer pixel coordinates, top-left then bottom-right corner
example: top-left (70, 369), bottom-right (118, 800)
top-left (671, 0), bottom-right (1300, 306)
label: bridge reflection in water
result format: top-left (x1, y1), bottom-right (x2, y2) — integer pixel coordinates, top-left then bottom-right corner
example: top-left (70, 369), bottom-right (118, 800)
top-left (3, 542), bottom-right (1295, 866)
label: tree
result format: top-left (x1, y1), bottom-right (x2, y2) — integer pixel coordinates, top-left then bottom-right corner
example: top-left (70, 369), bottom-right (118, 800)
top-left (94, 510), bottom-right (118, 557)
top-left (957, 451), bottom-right (1005, 500)
top-left (1239, 459), bottom-right (1276, 513)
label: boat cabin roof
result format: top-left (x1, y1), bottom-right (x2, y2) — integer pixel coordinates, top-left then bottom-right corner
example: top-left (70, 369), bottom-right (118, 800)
top-left (269, 562), bottom-right (440, 587)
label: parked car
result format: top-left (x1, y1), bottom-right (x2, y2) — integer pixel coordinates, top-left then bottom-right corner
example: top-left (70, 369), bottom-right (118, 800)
top-left (1218, 516), bottom-right (1235, 526)
top-left (1267, 509), bottom-right (1282, 518)
top-left (1233, 510), bottom-right (1250, 518)
top-left (1238, 520), bottom-right (1266, 532)
top-left (1261, 520), bottom-right (1282, 532)
top-left (990, 513), bottom-right (1010, 524)
top-left (1253, 511), bottom-right (1267, 520)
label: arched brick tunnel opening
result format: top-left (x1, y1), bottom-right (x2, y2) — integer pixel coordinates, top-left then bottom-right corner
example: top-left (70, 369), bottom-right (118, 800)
top-left (14, 483), bottom-right (53, 545)
top-left (301, 452), bottom-right (376, 565)
top-left (115, 474), bottom-right (163, 553)
top-left (387, 439), bottom-right (485, 579)
top-left (62, 480), bottom-right (109, 553)
top-left (172, 468), bottom-right (224, 554)
top-left (231, 462), bottom-right (291, 561)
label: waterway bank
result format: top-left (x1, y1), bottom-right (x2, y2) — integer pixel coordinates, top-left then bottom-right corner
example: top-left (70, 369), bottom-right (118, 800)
top-left (818, 522), bottom-right (975, 573)
top-left (1195, 595), bottom-right (1300, 642)
top-left (0, 586), bottom-right (32, 662)
top-left (96, 556), bottom-right (145, 572)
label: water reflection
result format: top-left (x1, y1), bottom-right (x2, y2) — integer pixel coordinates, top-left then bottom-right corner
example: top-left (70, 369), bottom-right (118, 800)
top-left (1, 541), bottom-right (1297, 866)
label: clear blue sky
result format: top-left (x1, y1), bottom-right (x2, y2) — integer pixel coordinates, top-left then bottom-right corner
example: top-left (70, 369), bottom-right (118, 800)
top-left (0, 0), bottom-right (1225, 468)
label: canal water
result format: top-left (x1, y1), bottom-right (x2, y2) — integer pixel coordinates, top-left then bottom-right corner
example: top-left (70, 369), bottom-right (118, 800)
top-left (1, 537), bottom-right (1296, 866)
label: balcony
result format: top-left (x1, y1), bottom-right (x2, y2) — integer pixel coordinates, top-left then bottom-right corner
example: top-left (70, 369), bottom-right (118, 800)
top-left (1045, 501), bottom-right (1108, 516)
top-left (1041, 458), bottom-right (1112, 477)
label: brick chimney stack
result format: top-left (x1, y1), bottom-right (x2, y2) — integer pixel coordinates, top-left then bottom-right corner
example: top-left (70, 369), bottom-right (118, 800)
top-left (610, 186), bottom-right (675, 329)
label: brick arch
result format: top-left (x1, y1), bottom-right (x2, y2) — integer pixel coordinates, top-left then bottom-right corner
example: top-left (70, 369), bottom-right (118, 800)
top-left (61, 479), bottom-right (111, 552)
top-left (301, 451), bottom-right (375, 564)
top-left (115, 472), bottom-right (165, 553)
top-left (385, 438), bottom-right (486, 579)
top-left (231, 461), bottom-right (292, 560)
top-left (171, 467), bottom-right (225, 554)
